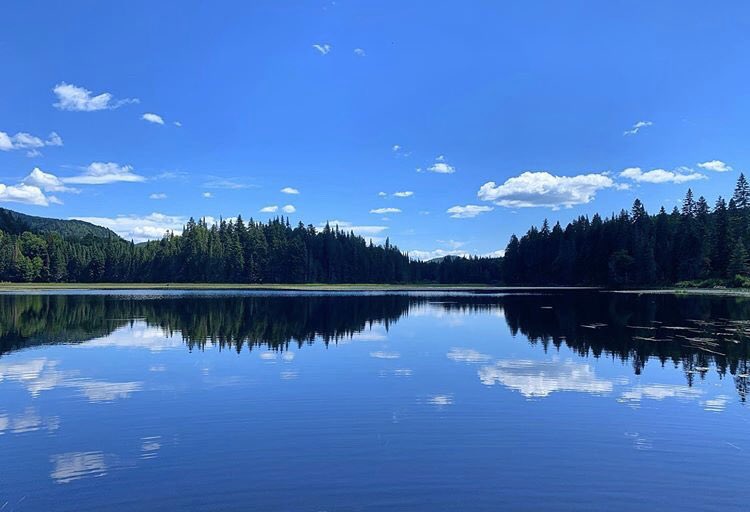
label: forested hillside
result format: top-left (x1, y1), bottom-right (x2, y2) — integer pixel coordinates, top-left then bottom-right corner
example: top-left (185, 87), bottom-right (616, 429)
top-left (503, 174), bottom-right (750, 287)
top-left (0, 215), bottom-right (501, 283)
top-left (0, 207), bottom-right (117, 239)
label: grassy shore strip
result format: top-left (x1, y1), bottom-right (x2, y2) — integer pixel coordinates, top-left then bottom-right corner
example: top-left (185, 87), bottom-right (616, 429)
top-left (0, 282), bottom-right (600, 292)
top-left (616, 288), bottom-right (750, 298)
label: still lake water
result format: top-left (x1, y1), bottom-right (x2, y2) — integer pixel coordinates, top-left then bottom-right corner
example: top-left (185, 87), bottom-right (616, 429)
top-left (1, 290), bottom-right (749, 511)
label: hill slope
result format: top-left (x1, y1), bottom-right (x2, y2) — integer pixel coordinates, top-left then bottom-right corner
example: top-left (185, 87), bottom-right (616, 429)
top-left (0, 207), bottom-right (120, 240)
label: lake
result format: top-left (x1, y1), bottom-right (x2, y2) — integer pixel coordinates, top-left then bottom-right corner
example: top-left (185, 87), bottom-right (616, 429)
top-left (0, 290), bottom-right (748, 511)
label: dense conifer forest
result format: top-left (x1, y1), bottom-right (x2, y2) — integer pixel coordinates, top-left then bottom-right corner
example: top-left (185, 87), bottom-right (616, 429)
top-left (1, 174), bottom-right (749, 286)
top-left (0, 214), bottom-right (501, 284)
top-left (503, 174), bottom-right (750, 287)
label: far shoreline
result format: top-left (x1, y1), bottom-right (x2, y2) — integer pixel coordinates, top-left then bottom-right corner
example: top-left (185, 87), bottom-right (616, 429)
top-left (0, 282), bottom-right (599, 292)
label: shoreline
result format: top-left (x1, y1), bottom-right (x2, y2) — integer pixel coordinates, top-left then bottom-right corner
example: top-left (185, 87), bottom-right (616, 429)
top-left (0, 283), bottom-right (600, 292)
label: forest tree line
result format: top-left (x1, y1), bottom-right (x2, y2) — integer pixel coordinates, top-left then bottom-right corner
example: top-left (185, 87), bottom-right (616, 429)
top-left (503, 174), bottom-right (750, 286)
top-left (0, 216), bottom-right (502, 284)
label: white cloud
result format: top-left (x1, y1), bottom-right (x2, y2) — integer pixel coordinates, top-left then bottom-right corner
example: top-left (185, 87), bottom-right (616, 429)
top-left (697, 160), bottom-right (732, 173)
top-left (370, 351), bottom-right (400, 359)
top-left (618, 384), bottom-right (703, 406)
top-left (447, 348), bottom-right (492, 363)
top-left (23, 167), bottom-right (78, 193)
top-left (203, 177), bottom-right (254, 189)
top-left (260, 205), bottom-right (278, 213)
top-left (427, 394), bottom-right (453, 406)
top-left (202, 192), bottom-right (213, 198)
top-left (370, 207), bottom-right (401, 214)
top-left (63, 162), bottom-right (145, 185)
top-left (623, 120), bottom-right (653, 136)
top-left (447, 204), bottom-right (493, 218)
top-left (312, 44), bottom-right (332, 55)
top-left (620, 167), bottom-right (706, 184)
top-left (427, 161), bottom-right (455, 174)
top-left (281, 186), bottom-right (300, 195)
top-left (393, 191), bottom-right (413, 198)
top-left (392, 145), bottom-right (401, 152)
top-left (354, 48), bottom-right (366, 57)
top-left (378, 191), bottom-right (387, 197)
top-left (0, 132), bottom-right (12, 151)
top-left (173, 121), bottom-right (182, 127)
top-left (141, 113), bottom-right (164, 125)
top-left (282, 204), bottom-right (296, 213)
top-left (479, 359), bottom-right (613, 398)
top-left (50, 452), bottom-right (108, 484)
top-left (478, 171), bottom-right (615, 209)
top-left (0, 183), bottom-right (50, 206)
top-left (53, 82), bottom-right (138, 112)
top-left (149, 193), bottom-right (167, 200)
top-left (408, 247), bottom-right (504, 261)
top-left (0, 130), bottom-right (64, 152)
top-left (71, 213), bottom-right (188, 242)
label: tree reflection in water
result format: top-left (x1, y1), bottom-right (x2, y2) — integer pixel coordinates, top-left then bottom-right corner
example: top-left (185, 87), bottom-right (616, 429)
top-left (1, 291), bottom-right (749, 399)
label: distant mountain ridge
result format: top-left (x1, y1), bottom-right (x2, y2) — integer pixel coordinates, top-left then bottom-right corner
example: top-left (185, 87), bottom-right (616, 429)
top-left (0, 207), bottom-right (120, 240)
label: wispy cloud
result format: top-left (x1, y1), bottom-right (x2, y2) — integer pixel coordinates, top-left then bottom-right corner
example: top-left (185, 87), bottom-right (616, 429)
top-left (149, 193), bottom-right (167, 200)
top-left (446, 205), bottom-right (493, 218)
top-left (370, 207), bottom-right (401, 214)
top-left (282, 204), bottom-right (296, 213)
top-left (63, 162), bottom-right (145, 185)
top-left (203, 177), bottom-right (255, 189)
top-left (260, 205), bottom-right (278, 213)
top-left (354, 48), bottom-right (366, 57)
top-left (393, 191), bottom-right (413, 198)
top-left (281, 187), bottom-right (299, 195)
top-left (312, 44), bottom-right (332, 55)
top-left (623, 120), bottom-right (652, 136)
top-left (53, 82), bottom-right (138, 111)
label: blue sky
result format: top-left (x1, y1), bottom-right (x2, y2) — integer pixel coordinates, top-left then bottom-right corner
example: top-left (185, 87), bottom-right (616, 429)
top-left (1, 1), bottom-right (748, 258)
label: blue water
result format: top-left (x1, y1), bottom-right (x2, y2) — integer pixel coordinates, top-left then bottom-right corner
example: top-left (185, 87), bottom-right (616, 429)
top-left (0, 291), bottom-right (747, 511)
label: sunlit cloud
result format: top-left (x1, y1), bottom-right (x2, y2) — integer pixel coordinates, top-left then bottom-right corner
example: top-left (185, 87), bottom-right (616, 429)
top-left (0, 130), bottom-right (63, 154)
top-left (447, 204), bottom-right (493, 218)
top-left (141, 113), bottom-right (165, 125)
top-left (53, 82), bottom-right (138, 111)
top-left (697, 160), bottom-right (732, 173)
top-left (478, 359), bottom-right (613, 398)
top-left (620, 167), bottom-right (706, 184)
top-left (478, 171), bottom-right (615, 209)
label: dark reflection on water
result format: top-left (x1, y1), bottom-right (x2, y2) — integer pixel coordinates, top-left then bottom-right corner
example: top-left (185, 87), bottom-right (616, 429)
top-left (1, 290), bottom-right (750, 511)
top-left (2, 291), bottom-right (750, 399)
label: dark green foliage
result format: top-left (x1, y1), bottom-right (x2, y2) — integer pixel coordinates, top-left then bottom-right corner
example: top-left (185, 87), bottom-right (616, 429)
top-left (0, 207), bottom-right (118, 239)
top-left (0, 214), bottom-right (502, 284)
top-left (505, 175), bottom-right (750, 286)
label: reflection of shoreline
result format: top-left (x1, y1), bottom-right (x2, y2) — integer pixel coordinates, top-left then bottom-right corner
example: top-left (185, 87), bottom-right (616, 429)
top-left (0, 292), bottom-right (749, 400)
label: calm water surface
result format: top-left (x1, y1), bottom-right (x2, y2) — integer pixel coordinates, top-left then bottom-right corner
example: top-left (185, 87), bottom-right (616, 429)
top-left (1, 291), bottom-right (748, 511)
